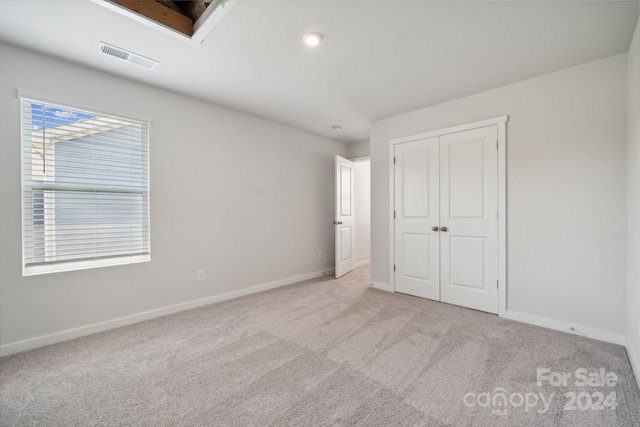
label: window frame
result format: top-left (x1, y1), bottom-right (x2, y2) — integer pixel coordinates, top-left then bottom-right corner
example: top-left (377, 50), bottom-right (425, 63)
top-left (19, 89), bottom-right (152, 276)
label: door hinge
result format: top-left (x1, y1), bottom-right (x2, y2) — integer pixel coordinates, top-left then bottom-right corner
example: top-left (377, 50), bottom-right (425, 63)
top-left (393, 157), bottom-right (396, 165)
top-left (394, 264), bottom-right (396, 272)
top-left (496, 140), bottom-right (499, 150)
top-left (394, 210), bottom-right (396, 219)
top-left (497, 280), bottom-right (499, 289)
top-left (497, 210), bottom-right (499, 220)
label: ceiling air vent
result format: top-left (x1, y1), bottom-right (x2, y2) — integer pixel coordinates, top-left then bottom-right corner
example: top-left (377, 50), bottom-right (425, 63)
top-left (99, 42), bottom-right (159, 70)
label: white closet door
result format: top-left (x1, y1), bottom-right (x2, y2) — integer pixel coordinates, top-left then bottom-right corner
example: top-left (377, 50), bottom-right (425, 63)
top-left (394, 138), bottom-right (440, 300)
top-left (439, 126), bottom-right (499, 314)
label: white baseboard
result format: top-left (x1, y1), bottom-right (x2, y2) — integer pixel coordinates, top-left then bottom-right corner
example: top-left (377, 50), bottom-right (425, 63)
top-left (356, 259), bottom-right (371, 267)
top-left (627, 337), bottom-right (640, 391)
top-left (505, 310), bottom-right (626, 346)
top-left (370, 281), bottom-right (393, 292)
top-left (0, 268), bottom-right (335, 357)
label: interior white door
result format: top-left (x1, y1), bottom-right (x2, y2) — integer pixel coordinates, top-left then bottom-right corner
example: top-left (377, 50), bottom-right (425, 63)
top-left (392, 125), bottom-right (499, 314)
top-left (335, 156), bottom-right (355, 278)
top-left (394, 138), bottom-right (441, 299)
top-left (439, 126), bottom-right (499, 314)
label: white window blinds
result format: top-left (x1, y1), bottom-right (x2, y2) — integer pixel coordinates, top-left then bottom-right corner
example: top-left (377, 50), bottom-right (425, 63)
top-left (21, 97), bottom-right (150, 275)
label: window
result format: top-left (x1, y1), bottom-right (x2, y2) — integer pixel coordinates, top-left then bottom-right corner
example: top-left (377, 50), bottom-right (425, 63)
top-left (20, 93), bottom-right (150, 275)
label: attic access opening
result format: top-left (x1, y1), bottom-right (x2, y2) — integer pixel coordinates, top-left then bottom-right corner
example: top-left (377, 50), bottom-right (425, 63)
top-left (94, 0), bottom-right (236, 45)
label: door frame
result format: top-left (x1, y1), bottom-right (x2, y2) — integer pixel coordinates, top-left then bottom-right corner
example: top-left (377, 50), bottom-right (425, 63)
top-left (388, 115), bottom-right (508, 317)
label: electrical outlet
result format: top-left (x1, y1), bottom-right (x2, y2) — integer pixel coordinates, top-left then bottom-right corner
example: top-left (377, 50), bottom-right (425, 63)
top-left (196, 270), bottom-right (205, 282)
top-left (318, 250), bottom-right (323, 259)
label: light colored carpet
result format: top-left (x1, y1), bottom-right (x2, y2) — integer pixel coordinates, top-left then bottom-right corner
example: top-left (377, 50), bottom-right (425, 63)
top-left (1, 266), bottom-right (639, 426)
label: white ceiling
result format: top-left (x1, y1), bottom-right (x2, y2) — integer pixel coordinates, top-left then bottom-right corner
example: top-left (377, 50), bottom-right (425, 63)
top-left (0, 1), bottom-right (637, 143)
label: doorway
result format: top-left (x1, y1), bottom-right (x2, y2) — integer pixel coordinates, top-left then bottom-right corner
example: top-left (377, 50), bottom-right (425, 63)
top-left (353, 158), bottom-right (371, 268)
top-left (334, 155), bottom-right (371, 279)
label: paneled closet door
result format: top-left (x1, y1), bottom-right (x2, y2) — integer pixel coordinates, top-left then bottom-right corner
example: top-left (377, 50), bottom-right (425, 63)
top-left (439, 126), bottom-right (499, 314)
top-left (394, 137), bottom-right (441, 300)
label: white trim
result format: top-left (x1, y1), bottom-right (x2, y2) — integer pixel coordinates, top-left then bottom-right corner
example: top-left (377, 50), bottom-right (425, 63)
top-left (497, 119), bottom-right (507, 318)
top-left (17, 89), bottom-right (152, 124)
top-left (351, 155), bottom-right (371, 162)
top-left (505, 310), bottom-right (626, 346)
top-left (627, 337), bottom-right (640, 391)
top-left (389, 116), bottom-right (508, 145)
top-left (388, 140), bottom-right (395, 293)
top-left (388, 116), bottom-right (508, 317)
top-left (370, 281), bottom-right (393, 292)
top-left (0, 268), bottom-right (334, 357)
top-left (191, 0), bottom-right (239, 44)
top-left (356, 259), bottom-right (371, 267)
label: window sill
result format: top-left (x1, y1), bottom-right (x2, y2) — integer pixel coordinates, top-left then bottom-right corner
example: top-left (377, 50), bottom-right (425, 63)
top-left (23, 254), bottom-right (150, 276)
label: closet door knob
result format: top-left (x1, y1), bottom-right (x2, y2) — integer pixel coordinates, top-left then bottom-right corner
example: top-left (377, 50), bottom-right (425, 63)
top-left (440, 226), bottom-right (448, 232)
top-left (432, 226), bottom-right (439, 231)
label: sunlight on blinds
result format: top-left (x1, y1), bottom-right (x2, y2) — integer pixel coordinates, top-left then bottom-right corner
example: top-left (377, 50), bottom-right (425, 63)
top-left (21, 98), bottom-right (150, 275)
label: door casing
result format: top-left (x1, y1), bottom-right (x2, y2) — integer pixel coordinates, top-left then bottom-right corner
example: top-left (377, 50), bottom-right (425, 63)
top-left (388, 116), bottom-right (508, 317)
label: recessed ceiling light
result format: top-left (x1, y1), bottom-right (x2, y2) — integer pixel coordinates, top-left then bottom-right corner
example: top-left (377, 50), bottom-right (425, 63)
top-left (304, 32), bottom-right (323, 47)
top-left (331, 125), bottom-right (344, 132)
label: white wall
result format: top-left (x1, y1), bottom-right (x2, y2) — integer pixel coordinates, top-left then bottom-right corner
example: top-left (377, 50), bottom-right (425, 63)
top-left (347, 139), bottom-right (370, 159)
top-left (371, 54), bottom-right (628, 337)
top-left (354, 160), bottom-right (371, 266)
top-left (627, 15), bottom-right (640, 379)
top-left (0, 43), bottom-right (347, 353)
